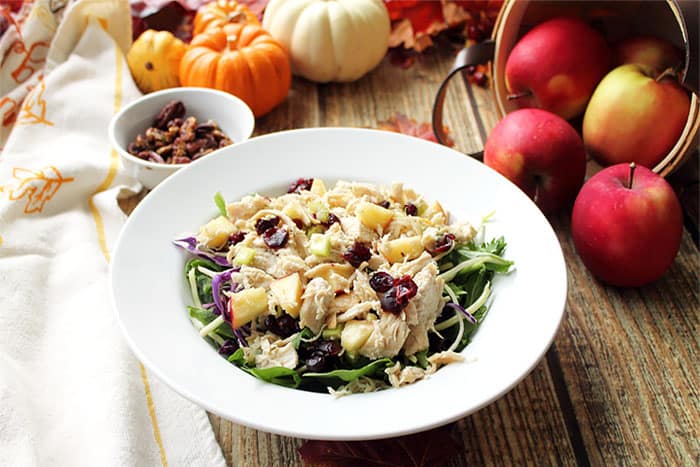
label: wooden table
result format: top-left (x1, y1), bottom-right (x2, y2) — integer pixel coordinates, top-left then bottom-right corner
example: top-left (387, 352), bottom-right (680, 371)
top-left (122, 45), bottom-right (699, 466)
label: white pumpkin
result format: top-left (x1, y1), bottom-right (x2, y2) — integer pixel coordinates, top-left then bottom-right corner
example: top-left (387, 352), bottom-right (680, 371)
top-left (262, 0), bottom-right (390, 83)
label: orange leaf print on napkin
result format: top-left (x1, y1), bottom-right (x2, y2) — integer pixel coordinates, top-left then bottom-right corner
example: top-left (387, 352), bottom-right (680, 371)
top-left (5, 165), bottom-right (74, 213)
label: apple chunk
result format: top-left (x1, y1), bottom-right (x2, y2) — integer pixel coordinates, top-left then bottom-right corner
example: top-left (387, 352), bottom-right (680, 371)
top-left (379, 236), bottom-right (423, 263)
top-left (229, 287), bottom-right (269, 329)
top-left (356, 202), bottom-right (393, 230)
top-left (197, 216), bottom-right (236, 249)
top-left (269, 273), bottom-right (303, 318)
top-left (341, 320), bottom-right (374, 352)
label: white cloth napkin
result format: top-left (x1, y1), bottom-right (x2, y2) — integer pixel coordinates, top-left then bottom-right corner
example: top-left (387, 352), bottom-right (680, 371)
top-left (0, 1), bottom-right (227, 465)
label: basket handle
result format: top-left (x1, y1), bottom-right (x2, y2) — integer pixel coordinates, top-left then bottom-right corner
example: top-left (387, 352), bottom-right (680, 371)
top-left (432, 40), bottom-right (496, 158)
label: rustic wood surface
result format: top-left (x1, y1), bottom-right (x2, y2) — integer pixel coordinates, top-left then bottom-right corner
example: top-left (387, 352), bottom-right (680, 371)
top-left (119, 45), bottom-right (700, 467)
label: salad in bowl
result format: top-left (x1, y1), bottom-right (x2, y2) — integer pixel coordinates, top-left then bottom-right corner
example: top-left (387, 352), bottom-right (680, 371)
top-left (175, 177), bottom-right (513, 395)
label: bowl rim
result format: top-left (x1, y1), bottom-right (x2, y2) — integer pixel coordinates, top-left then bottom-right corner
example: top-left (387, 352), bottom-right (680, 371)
top-left (108, 86), bottom-right (255, 170)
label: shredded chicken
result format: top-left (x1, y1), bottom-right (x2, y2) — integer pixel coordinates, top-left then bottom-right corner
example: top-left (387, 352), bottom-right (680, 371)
top-left (358, 312), bottom-right (411, 359)
top-left (299, 277), bottom-right (334, 333)
top-left (230, 266), bottom-right (274, 289)
top-left (339, 215), bottom-right (378, 244)
top-left (426, 350), bottom-right (465, 374)
top-left (386, 362), bottom-right (427, 387)
top-left (402, 263), bottom-right (445, 356)
top-left (227, 194), bottom-right (269, 222)
top-left (336, 300), bottom-right (379, 323)
top-left (249, 335), bottom-right (299, 370)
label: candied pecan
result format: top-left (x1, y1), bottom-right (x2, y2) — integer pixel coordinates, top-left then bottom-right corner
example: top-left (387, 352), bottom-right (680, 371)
top-left (195, 121), bottom-right (217, 137)
top-left (172, 139), bottom-right (188, 159)
top-left (137, 151), bottom-right (164, 163)
top-left (153, 100), bottom-right (185, 129)
top-left (186, 140), bottom-right (206, 154)
top-left (178, 116), bottom-right (197, 142)
top-left (155, 144), bottom-right (173, 156)
top-left (145, 127), bottom-right (172, 145)
top-left (192, 149), bottom-right (213, 160)
top-left (171, 155), bottom-right (190, 164)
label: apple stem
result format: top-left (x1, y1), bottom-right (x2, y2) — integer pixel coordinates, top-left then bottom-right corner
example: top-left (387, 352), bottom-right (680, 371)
top-left (627, 162), bottom-right (636, 189)
top-left (506, 90), bottom-right (532, 101)
top-left (655, 67), bottom-right (678, 83)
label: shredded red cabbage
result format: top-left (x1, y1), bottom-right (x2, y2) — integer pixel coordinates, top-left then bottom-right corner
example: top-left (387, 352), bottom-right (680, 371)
top-left (211, 269), bottom-right (235, 318)
top-left (173, 236), bottom-right (230, 266)
top-left (210, 268), bottom-right (250, 347)
top-left (445, 302), bottom-right (477, 324)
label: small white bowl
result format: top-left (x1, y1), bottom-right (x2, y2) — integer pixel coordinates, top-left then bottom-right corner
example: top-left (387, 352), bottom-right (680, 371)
top-left (108, 87), bottom-right (255, 189)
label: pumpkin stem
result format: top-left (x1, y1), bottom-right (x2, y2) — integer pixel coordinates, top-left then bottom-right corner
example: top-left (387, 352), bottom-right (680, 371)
top-left (227, 11), bottom-right (244, 23)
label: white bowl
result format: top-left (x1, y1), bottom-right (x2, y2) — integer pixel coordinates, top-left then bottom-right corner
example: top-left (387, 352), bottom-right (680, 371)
top-left (110, 128), bottom-right (567, 440)
top-left (108, 87), bottom-right (255, 189)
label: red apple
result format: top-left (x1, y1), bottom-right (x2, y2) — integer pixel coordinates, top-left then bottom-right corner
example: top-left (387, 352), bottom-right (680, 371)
top-left (505, 17), bottom-right (612, 120)
top-left (583, 64), bottom-right (690, 169)
top-left (483, 108), bottom-right (586, 214)
top-left (571, 163), bottom-right (682, 287)
top-left (615, 35), bottom-right (684, 73)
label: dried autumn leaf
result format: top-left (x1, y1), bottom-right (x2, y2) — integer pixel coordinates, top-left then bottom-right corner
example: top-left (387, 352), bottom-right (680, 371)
top-left (385, 0), bottom-right (447, 52)
top-left (236, 0), bottom-right (270, 19)
top-left (130, 0), bottom-right (210, 41)
top-left (377, 113), bottom-right (454, 147)
top-left (385, 0), bottom-right (503, 53)
top-left (298, 423), bottom-right (462, 467)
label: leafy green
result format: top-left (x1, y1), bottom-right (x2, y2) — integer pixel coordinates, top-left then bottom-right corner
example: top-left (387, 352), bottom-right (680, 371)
top-left (292, 327), bottom-right (317, 349)
top-left (185, 258), bottom-right (225, 275)
top-left (467, 235), bottom-right (508, 256)
top-left (243, 367), bottom-right (301, 388)
top-left (185, 258), bottom-right (226, 304)
top-left (227, 348), bottom-right (246, 365)
top-left (303, 358), bottom-right (393, 383)
top-left (188, 306), bottom-right (235, 339)
top-left (214, 192), bottom-right (227, 218)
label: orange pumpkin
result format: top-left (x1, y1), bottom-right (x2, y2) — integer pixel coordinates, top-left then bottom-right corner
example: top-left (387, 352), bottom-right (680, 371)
top-left (193, 0), bottom-right (260, 36)
top-left (179, 23), bottom-right (291, 117)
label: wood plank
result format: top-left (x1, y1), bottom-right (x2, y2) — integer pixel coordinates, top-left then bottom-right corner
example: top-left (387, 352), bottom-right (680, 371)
top-left (552, 213), bottom-right (700, 466)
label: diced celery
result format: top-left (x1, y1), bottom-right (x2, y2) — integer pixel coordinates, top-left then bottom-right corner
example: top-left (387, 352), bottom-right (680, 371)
top-left (233, 246), bottom-right (255, 265)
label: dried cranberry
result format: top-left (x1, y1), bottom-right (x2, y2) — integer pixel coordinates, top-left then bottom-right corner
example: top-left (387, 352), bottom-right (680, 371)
top-left (430, 233), bottom-right (456, 254)
top-left (380, 275), bottom-right (418, 314)
top-left (377, 200), bottom-right (391, 209)
top-left (288, 178), bottom-right (314, 194)
top-left (321, 212), bottom-right (340, 227)
top-left (262, 226), bottom-right (289, 249)
top-left (369, 271), bottom-right (394, 293)
top-left (306, 354), bottom-right (328, 372)
top-left (264, 314), bottom-right (299, 338)
top-left (228, 231), bottom-right (246, 245)
top-left (380, 287), bottom-right (403, 314)
top-left (394, 275), bottom-right (418, 301)
top-left (313, 340), bottom-right (341, 357)
top-left (255, 215), bottom-right (280, 235)
top-left (404, 203), bottom-right (418, 216)
top-left (342, 241), bottom-right (372, 267)
top-left (293, 219), bottom-right (305, 229)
